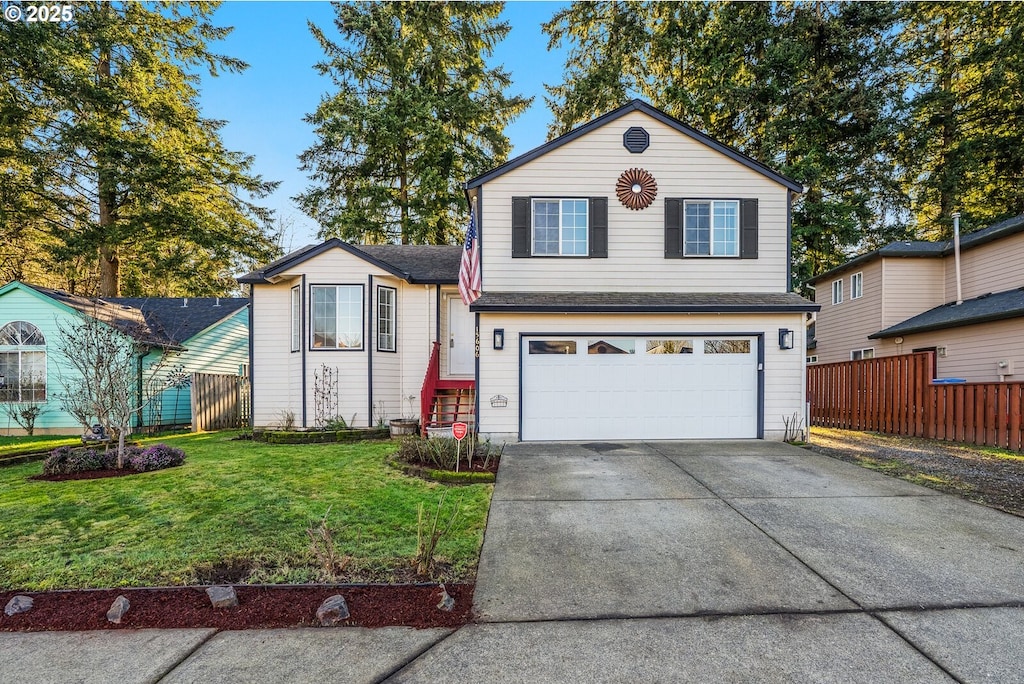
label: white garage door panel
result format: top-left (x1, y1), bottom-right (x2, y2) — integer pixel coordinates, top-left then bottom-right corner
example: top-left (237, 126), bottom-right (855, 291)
top-left (522, 336), bottom-right (758, 441)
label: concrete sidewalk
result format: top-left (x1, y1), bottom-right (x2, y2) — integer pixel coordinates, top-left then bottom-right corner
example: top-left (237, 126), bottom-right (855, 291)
top-left (4, 440), bottom-right (1024, 682)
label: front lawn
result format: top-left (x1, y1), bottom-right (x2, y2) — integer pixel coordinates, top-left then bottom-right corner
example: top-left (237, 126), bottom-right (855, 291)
top-left (0, 432), bottom-right (492, 590)
top-left (0, 435), bottom-right (80, 458)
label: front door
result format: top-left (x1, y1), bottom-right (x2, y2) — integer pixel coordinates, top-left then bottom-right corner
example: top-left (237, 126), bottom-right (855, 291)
top-left (448, 297), bottom-right (475, 376)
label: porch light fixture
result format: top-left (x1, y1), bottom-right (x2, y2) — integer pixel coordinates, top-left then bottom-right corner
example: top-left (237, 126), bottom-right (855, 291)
top-left (493, 328), bottom-right (504, 350)
top-left (778, 328), bottom-right (794, 350)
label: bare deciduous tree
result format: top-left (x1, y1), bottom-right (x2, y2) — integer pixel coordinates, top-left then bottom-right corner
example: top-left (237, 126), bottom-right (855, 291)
top-left (53, 315), bottom-right (182, 468)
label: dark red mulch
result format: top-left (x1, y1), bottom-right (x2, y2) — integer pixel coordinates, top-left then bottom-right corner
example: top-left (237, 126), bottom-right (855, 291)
top-left (29, 469), bottom-right (141, 482)
top-left (0, 584), bottom-right (474, 632)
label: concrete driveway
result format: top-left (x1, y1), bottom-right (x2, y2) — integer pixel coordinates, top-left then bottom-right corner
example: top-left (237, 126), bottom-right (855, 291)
top-left (395, 440), bottom-right (1024, 683)
top-left (7, 440), bottom-right (1024, 683)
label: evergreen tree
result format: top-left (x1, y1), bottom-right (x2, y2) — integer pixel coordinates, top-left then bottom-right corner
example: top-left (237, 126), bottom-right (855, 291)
top-left (898, 2), bottom-right (1024, 237)
top-left (0, 1), bottom-right (278, 297)
top-left (297, 1), bottom-right (530, 245)
top-left (543, 1), bottom-right (905, 288)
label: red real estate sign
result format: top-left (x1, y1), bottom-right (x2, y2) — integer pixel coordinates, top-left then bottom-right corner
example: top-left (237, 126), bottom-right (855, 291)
top-left (451, 422), bottom-right (468, 441)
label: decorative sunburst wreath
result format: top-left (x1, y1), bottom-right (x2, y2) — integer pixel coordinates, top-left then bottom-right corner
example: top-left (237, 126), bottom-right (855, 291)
top-left (615, 168), bottom-right (658, 210)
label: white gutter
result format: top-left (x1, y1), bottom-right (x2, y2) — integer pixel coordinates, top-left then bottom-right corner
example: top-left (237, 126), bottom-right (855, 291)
top-left (952, 212), bottom-right (963, 305)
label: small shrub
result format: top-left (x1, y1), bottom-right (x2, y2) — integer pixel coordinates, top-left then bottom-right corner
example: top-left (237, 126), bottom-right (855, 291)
top-left (129, 443), bottom-right (186, 472)
top-left (43, 446), bottom-right (105, 475)
top-left (414, 490), bottom-right (461, 577)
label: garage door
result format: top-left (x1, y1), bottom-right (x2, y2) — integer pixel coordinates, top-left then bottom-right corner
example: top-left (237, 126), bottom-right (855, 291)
top-left (521, 335), bottom-right (758, 441)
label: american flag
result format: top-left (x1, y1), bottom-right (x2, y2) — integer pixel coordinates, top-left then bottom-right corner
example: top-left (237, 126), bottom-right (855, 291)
top-left (458, 207), bottom-right (481, 305)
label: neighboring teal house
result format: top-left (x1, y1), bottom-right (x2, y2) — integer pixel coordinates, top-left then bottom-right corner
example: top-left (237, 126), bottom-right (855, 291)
top-left (0, 281), bottom-right (249, 435)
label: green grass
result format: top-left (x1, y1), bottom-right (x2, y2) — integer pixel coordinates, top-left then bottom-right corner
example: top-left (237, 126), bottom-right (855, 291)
top-left (0, 432), bottom-right (492, 590)
top-left (0, 434), bottom-right (80, 457)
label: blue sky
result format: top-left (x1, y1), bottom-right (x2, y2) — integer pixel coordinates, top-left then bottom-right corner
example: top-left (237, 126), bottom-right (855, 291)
top-left (198, 1), bottom-right (570, 248)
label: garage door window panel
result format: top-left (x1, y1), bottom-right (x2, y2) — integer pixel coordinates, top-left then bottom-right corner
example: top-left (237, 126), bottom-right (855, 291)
top-left (587, 339), bottom-right (635, 354)
top-left (528, 340), bottom-right (577, 355)
top-left (705, 339), bottom-right (751, 354)
top-left (646, 339), bottom-right (693, 354)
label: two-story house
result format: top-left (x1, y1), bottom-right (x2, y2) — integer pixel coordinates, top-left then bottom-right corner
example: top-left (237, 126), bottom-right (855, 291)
top-left (240, 100), bottom-right (818, 441)
top-left (807, 214), bottom-right (1024, 382)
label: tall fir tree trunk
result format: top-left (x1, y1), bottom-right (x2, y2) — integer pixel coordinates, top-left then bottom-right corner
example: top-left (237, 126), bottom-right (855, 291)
top-left (96, 39), bottom-right (120, 297)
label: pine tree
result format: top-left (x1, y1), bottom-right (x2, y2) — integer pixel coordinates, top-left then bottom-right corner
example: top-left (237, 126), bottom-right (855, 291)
top-left (0, 1), bottom-right (278, 297)
top-left (297, 1), bottom-right (531, 245)
top-left (543, 1), bottom-right (905, 288)
top-left (898, 2), bottom-right (1024, 237)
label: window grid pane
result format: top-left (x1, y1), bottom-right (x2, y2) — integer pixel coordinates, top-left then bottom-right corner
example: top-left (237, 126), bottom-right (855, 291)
top-left (378, 288), bottom-right (396, 352)
top-left (291, 288), bottom-right (300, 352)
top-left (533, 199), bottom-right (588, 255)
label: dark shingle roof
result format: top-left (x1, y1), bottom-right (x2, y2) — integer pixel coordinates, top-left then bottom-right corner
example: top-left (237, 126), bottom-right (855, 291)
top-left (808, 214), bottom-right (1024, 285)
top-left (470, 291), bottom-right (818, 313)
top-left (869, 287), bottom-right (1024, 339)
top-left (357, 245), bottom-right (461, 284)
top-left (25, 284), bottom-right (245, 347)
top-left (237, 239), bottom-right (461, 285)
top-left (107, 297), bottom-right (248, 344)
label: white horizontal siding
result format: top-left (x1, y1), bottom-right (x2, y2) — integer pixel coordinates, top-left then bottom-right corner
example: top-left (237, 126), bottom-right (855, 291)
top-left (252, 280), bottom-right (298, 427)
top-left (477, 311), bottom-right (807, 442)
top-left (480, 110), bottom-right (792, 293)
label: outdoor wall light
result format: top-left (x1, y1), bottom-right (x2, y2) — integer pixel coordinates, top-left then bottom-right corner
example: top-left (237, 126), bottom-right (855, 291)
top-left (493, 328), bottom-right (504, 350)
top-left (778, 328), bottom-right (794, 350)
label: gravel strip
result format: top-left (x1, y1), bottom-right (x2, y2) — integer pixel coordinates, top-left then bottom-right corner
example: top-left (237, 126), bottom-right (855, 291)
top-left (809, 427), bottom-right (1024, 518)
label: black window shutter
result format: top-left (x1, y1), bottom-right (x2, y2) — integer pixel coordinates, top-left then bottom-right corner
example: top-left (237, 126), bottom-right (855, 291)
top-left (740, 198), bottom-right (758, 259)
top-left (665, 198), bottom-right (682, 258)
top-left (589, 197), bottom-right (608, 258)
top-left (512, 197), bottom-right (531, 258)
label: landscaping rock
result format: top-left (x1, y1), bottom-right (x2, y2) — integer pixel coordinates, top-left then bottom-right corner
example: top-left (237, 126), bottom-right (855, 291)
top-left (436, 584), bottom-right (455, 612)
top-left (106, 595), bottom-right (130, 623)
top-left (4, 595), bottom-right (33, 616)
top-left (206, 585), bottom-right (238, 608)
top-left (316, 594), bottom-right (350, 626)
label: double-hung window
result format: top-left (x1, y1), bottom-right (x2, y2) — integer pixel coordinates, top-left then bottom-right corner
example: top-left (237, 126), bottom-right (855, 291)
top-left (832, 279), bottom-right (843, 305)
top-left (533, 199), bottom-right (588, 256)
top-left (850, 272), bottom-right (863, 299)
top-left (683, 200), bottom-right (740, 256)
top-left (290, 286), bottom-right (300, 352)
top-left (0, 321), bottom-right (46, 402)
top-left (310, 285), bottom-right (363, 350)
top-left (377, 286), bottom-right (396, 352)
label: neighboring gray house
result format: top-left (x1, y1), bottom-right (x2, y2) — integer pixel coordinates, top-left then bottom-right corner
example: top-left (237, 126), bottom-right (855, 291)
top-left (808, 215), bottom-right (1024, 382)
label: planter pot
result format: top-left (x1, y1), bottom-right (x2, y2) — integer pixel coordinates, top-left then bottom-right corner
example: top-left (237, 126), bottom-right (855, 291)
top-left (389, 419), bottom-right (419, 438)
top-left (425, 426), bottom-right (453, 440)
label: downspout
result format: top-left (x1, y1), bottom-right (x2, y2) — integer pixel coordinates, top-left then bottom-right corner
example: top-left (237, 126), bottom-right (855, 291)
top-left (248, 285), bottom-right (255, 429)
top-left (952, 212), bottom-right (963, 305)
top-left (368, 274), bottom-right (373, 428)
top-left (301, 275), bottom-right (308, 428)
top-left (135, 352), bottom-right (144, 431)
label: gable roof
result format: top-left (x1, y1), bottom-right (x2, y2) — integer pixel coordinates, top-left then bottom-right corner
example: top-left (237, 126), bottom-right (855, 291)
top-left (2, 282), bottom-right (245, 348)
top-left (105, 297), bottom-right (248, 345)
top-left (869, 286), bottom-right (1024, 339)
top-left (465, 99), bottom-right (804, 193)
top-left (808, 214), bottom-right (1024, 285)
top-left (237, 239), bottom-right (462, 285)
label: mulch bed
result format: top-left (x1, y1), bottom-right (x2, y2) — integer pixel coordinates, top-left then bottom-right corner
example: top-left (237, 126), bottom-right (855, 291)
top-left (0, 583), bottom-right (474, 632)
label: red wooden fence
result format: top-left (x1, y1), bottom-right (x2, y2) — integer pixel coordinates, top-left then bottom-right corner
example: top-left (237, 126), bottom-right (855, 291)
top-left (808, 352), bottom-right (1024, 452)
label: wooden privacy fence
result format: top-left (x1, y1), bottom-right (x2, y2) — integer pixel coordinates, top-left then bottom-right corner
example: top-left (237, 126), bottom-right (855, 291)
top-left (191, 372), bottom-right (251, 432)
top-left (808, 352), bottom-right (1024, 452)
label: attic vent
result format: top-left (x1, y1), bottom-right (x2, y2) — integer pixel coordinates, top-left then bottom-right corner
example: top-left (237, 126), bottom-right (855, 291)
top-left (623, 127), bottom-right (650, 153)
